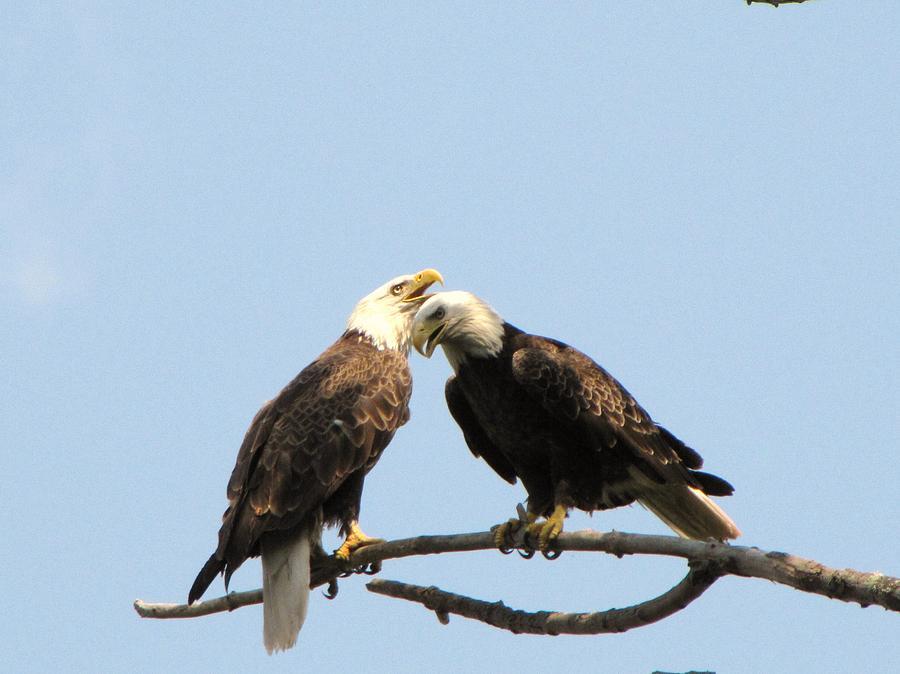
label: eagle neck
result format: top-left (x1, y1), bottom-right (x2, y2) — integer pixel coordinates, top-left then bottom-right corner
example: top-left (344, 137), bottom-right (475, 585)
top-left (444, 321), bottom-right (518, 373)
top-left (342, 329), bottom-right (395, 352)
top-left (342, 325), bottom-right (409, 354)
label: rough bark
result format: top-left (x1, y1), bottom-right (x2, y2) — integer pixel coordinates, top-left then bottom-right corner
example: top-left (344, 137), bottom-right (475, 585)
top-left (366, 560), bottom-right (723, 635)
top-left (134, 529), bottom-right (900, 627)
top-left (746, 0), bottom-right (811, 6)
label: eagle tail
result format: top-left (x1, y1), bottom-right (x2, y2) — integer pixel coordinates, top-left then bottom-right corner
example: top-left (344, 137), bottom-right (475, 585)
top-left (261, 527), bottom-right (313, 654)
top-left (188, 553), bottom-right (226, 605)
top-left (633, 470), bottom-right (741, 540)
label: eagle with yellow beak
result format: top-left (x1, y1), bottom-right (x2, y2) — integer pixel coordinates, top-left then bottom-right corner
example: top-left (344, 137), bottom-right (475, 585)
top-left (412, 290), bottom-right (739, 554)
top-left (189, 269), bottom-right (443, 653)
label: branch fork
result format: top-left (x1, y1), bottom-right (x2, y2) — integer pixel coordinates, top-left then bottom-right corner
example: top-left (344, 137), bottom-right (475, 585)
top-left (134, 529), bottom-right (900, 635)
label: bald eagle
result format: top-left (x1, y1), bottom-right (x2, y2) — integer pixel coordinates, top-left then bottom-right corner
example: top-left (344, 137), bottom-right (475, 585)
top-left (412, 291), bottom-right (740, 552)
top-left (188, 269), bottom-right (443, 653)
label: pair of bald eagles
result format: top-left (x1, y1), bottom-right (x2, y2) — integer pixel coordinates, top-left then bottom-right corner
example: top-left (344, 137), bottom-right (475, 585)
top-left (188, 269), bottom-right (740, 653)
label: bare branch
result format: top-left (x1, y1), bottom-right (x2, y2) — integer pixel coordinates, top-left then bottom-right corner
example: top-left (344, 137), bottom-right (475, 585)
top-left (366, 560), bottom-right (723, 635)
top-left (562, 531), bottom-right (900, 611)
top-left (746, 0), bottom-right (811, 6)
top-left (134, 529), bottom-right (900, 622)
top-left (135, 589), bottom-right (262, 619)
top-left (134, 558), bottom-right (351, 619)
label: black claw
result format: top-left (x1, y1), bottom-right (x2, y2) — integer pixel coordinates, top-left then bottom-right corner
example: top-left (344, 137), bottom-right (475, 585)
top-left (517, 547), bottom-right (536, 559)
top-left (363, 561), bottom-right (381, 575)
top-left (542, 548), bottom-right (563, 560)
top-left (324, 579), bottom-right (340, 599)
top-left (498, 544), bottom-right (514, 555)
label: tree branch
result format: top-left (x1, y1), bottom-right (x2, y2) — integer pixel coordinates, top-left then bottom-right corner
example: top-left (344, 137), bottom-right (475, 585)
top-left (134, 588), bottom-right (262, 619)
top-left (746, 0), bottom-right (811, 6)
top-left (366, 560), bottom-right (723, 635)
top-left (134, 529), bottom-right (900, 623)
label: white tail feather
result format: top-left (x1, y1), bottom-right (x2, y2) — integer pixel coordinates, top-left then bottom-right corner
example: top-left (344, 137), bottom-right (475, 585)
top-left (629, 468), bottom-right (741, 540)
top-left (261, 530), bottom-right (312, 654)
top-left (638, 486), bottom-right (741, 540)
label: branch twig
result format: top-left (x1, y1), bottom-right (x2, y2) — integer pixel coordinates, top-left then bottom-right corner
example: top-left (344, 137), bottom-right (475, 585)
top-left (746, 0), bottom-right (811, 6)
top-left (134, 529), bottom-right (900, 622)
top-left (134, 588), bottom-right (262, 619)
top-left (366, 560), bottom-right (723, 635)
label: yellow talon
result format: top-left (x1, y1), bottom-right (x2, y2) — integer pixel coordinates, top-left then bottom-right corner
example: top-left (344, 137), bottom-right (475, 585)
top-left (334, 522), bottom-right (384, 561)
top-left (525, 504), bottom-right (567, 551)
top-left (493, 510), bottom-right (538, 550)
top-left (493, 518), bottom-right (521, 550)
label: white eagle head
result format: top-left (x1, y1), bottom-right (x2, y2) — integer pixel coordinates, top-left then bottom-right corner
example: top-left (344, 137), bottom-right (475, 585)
top-left (411, 291), bottom-right (505, 370)
top-left (346, 269), bottom-right (444, 351)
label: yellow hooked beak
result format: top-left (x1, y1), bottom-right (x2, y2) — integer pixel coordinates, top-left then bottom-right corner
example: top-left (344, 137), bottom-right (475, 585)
top-left (402, 268), bottom-right (444, 303)
top-left (412, 313), bottom-right (447, 358)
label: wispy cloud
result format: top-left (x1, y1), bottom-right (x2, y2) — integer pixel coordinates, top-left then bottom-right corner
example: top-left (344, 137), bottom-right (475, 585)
top-left (12, 253), bottom-right (62, 305)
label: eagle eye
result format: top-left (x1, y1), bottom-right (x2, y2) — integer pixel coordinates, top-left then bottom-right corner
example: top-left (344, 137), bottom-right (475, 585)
top-left (433, 307), bottom-right (445, 320)
top-left (390, 283), bottom-right (405, 296)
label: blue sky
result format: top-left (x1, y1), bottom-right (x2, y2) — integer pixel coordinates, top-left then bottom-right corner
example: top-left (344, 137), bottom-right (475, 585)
top-left (2, 3), bottom-right (897, 672)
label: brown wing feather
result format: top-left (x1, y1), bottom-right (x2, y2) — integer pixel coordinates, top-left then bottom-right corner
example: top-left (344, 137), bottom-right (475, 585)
top-left (510, 339), bottom-right (700, 485)
top-left (445, 376), bottom-right (518, 484)
top-left (190, 334), bottom-right (411, 602)
top-left (500, 332), bottom-right (737, 541)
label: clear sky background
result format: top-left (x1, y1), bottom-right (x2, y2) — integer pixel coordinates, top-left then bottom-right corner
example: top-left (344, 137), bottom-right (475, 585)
top-left (2, 3), bottom-right (897, 673)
